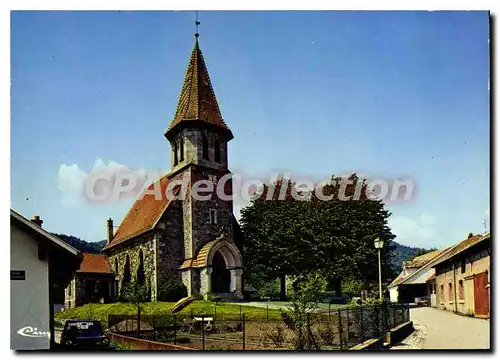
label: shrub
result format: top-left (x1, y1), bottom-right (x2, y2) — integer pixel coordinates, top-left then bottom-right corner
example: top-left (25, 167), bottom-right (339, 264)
top-left (158, 277), bottom-right (187, 301)
top-left (257, 278), bottom-right (281, 300)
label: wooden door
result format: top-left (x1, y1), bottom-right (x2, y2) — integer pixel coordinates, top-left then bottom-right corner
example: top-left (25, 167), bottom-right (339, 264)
top-left (473, 272), bottom-right (489, 318)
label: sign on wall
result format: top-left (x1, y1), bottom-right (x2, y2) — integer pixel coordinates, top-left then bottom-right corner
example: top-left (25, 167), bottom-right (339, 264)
top-left (11, 270), bottom-right (26, 280)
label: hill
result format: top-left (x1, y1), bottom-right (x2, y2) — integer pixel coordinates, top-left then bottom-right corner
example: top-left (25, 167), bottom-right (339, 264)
top-left (390, 240), bottom-right (426, 273)
top-left (52, 233), bottom-right (106, 253)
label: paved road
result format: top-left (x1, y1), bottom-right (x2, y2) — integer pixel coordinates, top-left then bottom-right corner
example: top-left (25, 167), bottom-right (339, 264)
top-left (391, 307), bottom-right (490, 350)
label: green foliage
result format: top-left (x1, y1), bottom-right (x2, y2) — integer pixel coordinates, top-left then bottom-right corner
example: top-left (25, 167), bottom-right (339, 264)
top-left (256, 278), bottom-right (281, 300)
top-left (55, 301), bottom-right (284, 326)
top-left (341, 278), bottom-right (364, 297)
top-left (121, 280), bottom-right (150, 310)
top-left (158, 276), bottom-right (187, 302)
top-left (240, 174), bottom-right (397, 292)
top-left (283, 271), bottom-right (327, 350)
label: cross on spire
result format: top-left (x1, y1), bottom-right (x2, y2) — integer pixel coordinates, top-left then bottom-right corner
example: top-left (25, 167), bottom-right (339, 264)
top-left (195, 11), bottom-right (200, 38)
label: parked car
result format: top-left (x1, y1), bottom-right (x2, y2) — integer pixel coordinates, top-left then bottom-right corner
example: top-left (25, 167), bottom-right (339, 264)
top-left (60, 320), bottom-right (110, 350)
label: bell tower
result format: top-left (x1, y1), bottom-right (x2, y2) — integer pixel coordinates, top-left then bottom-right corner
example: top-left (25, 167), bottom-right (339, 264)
top-left (165, 27), bottom-right (236, 287)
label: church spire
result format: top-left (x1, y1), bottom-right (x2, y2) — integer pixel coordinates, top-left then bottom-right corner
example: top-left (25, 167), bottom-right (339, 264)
top-left (165, 21), bottom-right (233, 141)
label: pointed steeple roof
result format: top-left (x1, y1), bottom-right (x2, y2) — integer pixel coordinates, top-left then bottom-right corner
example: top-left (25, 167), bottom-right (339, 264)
top-left (165, 37), bottom-right (233, 141)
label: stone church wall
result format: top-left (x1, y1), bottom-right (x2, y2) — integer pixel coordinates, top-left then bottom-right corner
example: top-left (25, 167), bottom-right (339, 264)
top-left (106, 235), bottom-right (156, 300)
top-left (155, 199), bottom-right (186, 299)
top-left (190, 167), bottom-right (234, 256)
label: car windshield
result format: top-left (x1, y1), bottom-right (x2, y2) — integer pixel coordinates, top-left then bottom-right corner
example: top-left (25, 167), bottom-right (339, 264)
top-left (66, 321), bottom-right (103, 338)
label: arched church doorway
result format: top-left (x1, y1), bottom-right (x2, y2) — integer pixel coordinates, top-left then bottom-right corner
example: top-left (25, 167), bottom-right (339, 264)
top-left (211, 251), bottom-right (230, 293)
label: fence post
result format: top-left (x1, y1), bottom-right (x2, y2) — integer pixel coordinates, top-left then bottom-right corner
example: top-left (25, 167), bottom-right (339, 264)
top-left (337, 309), bottom-right (343, 350)
top-left (240, 305), bottom-right (242, 321)
top-left (267, 305), bottom-right (269, 321)
top-left (360, 305), bottom-right (364, 342)
top-left (202, 315), bottom-right (205, 350)
top-left (329, 303), bottom-right (331, 317)
top-left (137, 308), bottom-right (141, 339)
top-left (214, 305), bottom-right (217, 321)
top-left (174, 315), bottom-right (177, 345)
top-left (242, 313), bottom-right (246, 350)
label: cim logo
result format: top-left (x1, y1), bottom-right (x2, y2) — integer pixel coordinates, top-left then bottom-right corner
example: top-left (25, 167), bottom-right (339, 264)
top-left (17, 326), bottom-right (50, 339)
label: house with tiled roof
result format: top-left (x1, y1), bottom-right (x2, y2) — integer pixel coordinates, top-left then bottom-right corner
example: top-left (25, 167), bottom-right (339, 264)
top-left (388, 248), bottom-right (452, 304)
top-left (431, 233), bottom-right (490, 318)
top-left (65, 253), bottom-right (116, 308)
top-left (65, 31), bottom-right (244, 308)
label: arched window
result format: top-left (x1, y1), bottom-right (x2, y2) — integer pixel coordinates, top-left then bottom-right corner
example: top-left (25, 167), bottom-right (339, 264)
top-left (202, 134), bottom-right (209, 160)
top-left (179, 137), bottom-right (184, 162)
top-left (173, 141), bottom-right (178, 166)
top-left (114, 258), bottom-right (119, 274)
top-left (137, 249), bottom-right (145, 285)
top-left (214, 139), bottom-right (221, 163)
top-left (122, 254), bottom-right (131, 285)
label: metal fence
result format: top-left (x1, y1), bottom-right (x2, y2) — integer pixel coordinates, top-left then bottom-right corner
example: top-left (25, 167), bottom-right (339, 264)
top-left (108, 302), bottom-right (410, 350)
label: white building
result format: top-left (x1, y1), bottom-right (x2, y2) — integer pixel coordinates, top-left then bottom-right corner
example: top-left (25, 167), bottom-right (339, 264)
top-left (388, 248), bottom-right (452, 304)
top-left (10, 210), bottom-right (80, 350)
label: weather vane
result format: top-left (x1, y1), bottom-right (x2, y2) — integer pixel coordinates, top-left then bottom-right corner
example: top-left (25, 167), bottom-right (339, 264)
top-left (195, 11), bottom-right (200, 38)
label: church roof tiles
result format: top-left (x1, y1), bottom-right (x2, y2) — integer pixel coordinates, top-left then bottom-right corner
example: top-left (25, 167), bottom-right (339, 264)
top-left (165, 38), bottom-right (232, 140)
top-left (103, 175), bottom-right (177, 250)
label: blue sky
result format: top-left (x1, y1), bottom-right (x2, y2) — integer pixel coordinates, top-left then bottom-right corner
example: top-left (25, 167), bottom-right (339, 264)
top-left (11, 11), bottom-right (490, 248)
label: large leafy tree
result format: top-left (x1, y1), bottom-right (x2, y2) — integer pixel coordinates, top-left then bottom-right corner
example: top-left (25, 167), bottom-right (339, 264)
top-left (240, 174), bottom-right (396, 299)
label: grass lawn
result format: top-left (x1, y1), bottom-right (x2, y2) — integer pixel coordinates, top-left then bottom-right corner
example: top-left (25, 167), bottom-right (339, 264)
top-left (56, 301), bottom-right (283, 327)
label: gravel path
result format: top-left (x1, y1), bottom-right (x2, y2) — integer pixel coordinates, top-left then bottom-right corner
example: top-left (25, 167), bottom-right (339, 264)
top-left (391, 307), bottom-right (490, 350)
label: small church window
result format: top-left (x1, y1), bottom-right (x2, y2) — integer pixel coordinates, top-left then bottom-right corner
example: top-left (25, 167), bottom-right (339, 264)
top-left (209, 209), bottom-right (218, 224)
top-left (173, 141), bottom-right (179, 166)
top-left (179, 137), bottom-right (184, 162)
top-left (214, 139), bottom-right (221, 163)
top-left (202, 134), bottom-right (209, 160)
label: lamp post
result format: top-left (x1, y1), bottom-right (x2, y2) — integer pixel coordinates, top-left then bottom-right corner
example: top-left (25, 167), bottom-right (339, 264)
top-left (374, 237), bottom-right (384, 300)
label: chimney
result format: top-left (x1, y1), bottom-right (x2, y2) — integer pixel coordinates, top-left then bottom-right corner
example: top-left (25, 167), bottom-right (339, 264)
top-left (107, 218), bottom-right (114, 244)
top-left (468, 233), bottom-right (474, 238)
top-left (31, 215), bottom-right (43, 227)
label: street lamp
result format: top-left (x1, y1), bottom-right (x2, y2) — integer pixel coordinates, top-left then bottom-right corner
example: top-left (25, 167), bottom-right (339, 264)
top-left (374, 237), bottom-right (384, 300)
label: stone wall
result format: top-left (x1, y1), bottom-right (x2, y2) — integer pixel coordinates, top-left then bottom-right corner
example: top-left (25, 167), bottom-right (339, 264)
top-left (190, 167), bottom-right (234, 256)
top-left (170, 128), bottom-right (229, 174)
top-left (155, 199), bottom-right (186, 299)
top-left (64, 279), bottom-right (76, 308)
top-left (106, 235), bottom-right (156, 301)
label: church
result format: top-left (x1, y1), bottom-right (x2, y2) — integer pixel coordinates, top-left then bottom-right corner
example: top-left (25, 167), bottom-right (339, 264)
top-left (65, 30), bottom-right (244, 308)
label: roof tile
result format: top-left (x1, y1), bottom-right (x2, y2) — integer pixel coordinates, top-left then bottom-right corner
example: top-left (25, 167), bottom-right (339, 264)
top-left (77, 253), bottom-right (114, 274)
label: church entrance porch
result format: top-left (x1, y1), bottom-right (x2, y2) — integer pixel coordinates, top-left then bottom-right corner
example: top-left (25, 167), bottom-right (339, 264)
top-left (180, 236), bottom-right (244, 299)
top-left (211, 251), bottom-right (230, 293)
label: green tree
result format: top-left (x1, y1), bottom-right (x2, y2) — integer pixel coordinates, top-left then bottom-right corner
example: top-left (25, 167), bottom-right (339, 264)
top-left (283, 271), bottom-right (327, 350)
top-left (121, 279), bottom-right (150, 338)
top-left (240, 174), bottom-right (396, 299)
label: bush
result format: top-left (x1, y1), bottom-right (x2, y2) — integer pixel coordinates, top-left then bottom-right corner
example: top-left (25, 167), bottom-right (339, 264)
top-left (257, 278), bottom-right (281, 300)
top-left (158, 277), bottom-right (187, 302)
